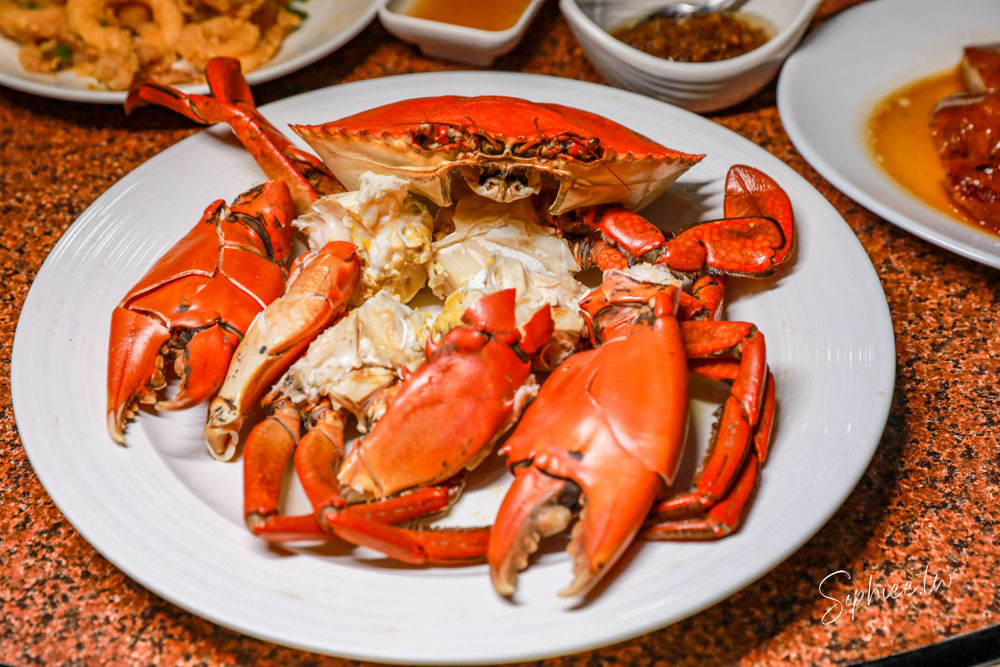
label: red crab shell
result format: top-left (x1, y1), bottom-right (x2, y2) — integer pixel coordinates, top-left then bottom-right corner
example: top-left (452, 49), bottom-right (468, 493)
top-left (291, 96), bottom-right (704, 216)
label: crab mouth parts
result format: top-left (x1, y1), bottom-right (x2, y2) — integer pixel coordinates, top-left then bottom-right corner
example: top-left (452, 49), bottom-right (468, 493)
top-left (463, 164), bottom-right (542, 203)
top-left (413, 123), bottom-right (604, 161)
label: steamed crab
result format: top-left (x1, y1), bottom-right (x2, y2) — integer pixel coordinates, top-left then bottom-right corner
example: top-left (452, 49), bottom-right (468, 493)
top-left (113, 57), bottom-right (795, 596)
top-left (209, 171), bottom-right (580, 562)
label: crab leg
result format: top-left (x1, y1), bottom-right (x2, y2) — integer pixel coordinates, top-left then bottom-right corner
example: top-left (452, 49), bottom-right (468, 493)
top-left (243, 397), bottom-right (306, 539)
top-left (646, 453), bottom-right (762, 541)
top-left (204, 241), bottom-right (360, 459)
top-left (684, 275), bottom-right (728, 321)
top-left (126, 57), bottom-right (342, 214)
top-left (644, 370), bottom-right (775, 539)
top-left (651, 321), bottom-right (769, 519)
top-left (569, 236), bottom-right (630, 272)
top-left (572, 164), bottom-right (790, 320)
top-left (244, 398), bottom-right (468, 547)
top-left (571, 236), bottom-right (728, 321)
top-left (301, 404), bottom-right (489, 563)
top-left (581, 164), bottom-right (795, 278)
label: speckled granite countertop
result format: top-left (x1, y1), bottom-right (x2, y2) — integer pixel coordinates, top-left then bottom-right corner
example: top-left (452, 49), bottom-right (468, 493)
top-left (1, 1), bottom-right (998, 665)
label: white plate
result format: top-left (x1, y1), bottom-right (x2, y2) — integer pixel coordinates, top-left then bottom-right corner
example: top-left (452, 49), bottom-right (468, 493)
top-left (12, 72), bottom-right (895, 664)
top-left (0, 0), bottom-right (377, 103)
top-left (777, 0), bottom-right (1000, 269)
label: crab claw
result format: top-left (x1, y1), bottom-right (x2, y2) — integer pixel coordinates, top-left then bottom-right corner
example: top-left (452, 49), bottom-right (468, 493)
top-left (337, 289), bottom-right (554, 500)
top-left (720, 164), bottom-right (796, 268)
top-left (204, 241), bottom-right (360, 460)
top-left (654, 164), bottom-right (795, 276)
top-left (580, 164), bottom-right (795, 278)
top-left (106, 181), bottom-right (295, 444)
top-left (107, 310), bottom-right (171, 443)
top-left (489, 270), bottom-right (689, 597)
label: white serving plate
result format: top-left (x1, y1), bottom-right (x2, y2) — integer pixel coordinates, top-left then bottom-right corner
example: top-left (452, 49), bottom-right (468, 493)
top-left (777, 0), bottom-right (1000, 268)
top-left (13, 71), bottom-right (894, 663)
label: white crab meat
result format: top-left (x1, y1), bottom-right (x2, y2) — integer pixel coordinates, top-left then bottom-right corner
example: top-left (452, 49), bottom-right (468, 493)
top-left (275, 290), bottom-right (432, 431)
top-left (294, 171), bottom-right (434, 304)
top-left (429, 196), bottom-right (589, 338)
top-left (617, 263), bottom-right (683, 289)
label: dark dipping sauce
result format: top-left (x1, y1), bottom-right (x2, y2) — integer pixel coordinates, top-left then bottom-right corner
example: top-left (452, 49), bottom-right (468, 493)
top-left (611, 12), bottom-right (771, 62)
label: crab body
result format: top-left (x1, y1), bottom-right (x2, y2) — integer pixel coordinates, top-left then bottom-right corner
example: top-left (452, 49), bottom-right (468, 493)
top-left (292, 95), bottom-right (704, 215)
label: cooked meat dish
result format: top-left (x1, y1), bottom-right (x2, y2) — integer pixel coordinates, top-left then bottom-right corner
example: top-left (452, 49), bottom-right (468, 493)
top-left (929, 43), bottom-right (1000, 227)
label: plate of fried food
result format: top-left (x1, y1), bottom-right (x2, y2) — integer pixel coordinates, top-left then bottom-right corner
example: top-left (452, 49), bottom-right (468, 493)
top-left (778, 0), bottom-right (1000, 269)
top-left (0, 0), bottom-right (377, 101)
top-left (13, 67), bottom-right (894, 662)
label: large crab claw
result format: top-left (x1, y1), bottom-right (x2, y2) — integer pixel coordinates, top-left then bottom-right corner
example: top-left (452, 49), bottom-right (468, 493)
top-left (204, 240), bottom-right (361, 460)
top-left (572, 164), bottom-right (794, 320)
top-left (126, 57), bottom-right (342, 214)
top-left (488, 272), bottom-right (689, 597)
top-left (107, 181), bottom-right (295, 444)
top-left (337, 288), bottom-right (554, 501)
top-left (488, 268), bottom-right (775, 597)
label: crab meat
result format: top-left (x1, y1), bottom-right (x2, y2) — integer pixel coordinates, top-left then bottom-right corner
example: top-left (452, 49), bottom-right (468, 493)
top-left (429, 196), bottom-right (589, 366)
top-left (275, 290), bottom-right (433, 431)
top-left (294, 171), bottom-right (433, 304)
top-left (618, 262), bottom-right (684, 288)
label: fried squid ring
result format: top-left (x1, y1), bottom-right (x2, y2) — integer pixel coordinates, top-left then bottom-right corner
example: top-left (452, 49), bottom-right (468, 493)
top-left (176, 15), bottom-right (257, 70)
top-left (0, 2), bottom-right (66, 43)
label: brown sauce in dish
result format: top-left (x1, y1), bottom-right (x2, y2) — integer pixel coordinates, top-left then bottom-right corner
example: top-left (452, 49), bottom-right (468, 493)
top-left (865, 67), bottom-right (1000, 236)
top-left (611, 12), bottom-right (771, 62)
top-left (402, 0), bottom-right (531, 31)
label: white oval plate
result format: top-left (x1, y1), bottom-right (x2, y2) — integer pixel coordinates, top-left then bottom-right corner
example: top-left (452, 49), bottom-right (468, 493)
top-left (777, 0), bottom-right (1000, 269)
top-left (0, 0), bottom-right (377, 103)
top-left (12, 72), bottom-right (894, 664)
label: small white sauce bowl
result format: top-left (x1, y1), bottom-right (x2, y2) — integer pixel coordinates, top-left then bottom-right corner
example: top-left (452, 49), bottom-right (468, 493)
top-left (560, 0), bottom-right (822, 112)
top-left (379, 0), bottom-right (546, 66)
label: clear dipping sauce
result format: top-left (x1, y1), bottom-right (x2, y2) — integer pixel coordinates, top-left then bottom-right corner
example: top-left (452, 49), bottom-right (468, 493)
top-left (866, 68), bottom-right (974, 225)
top-left (401, 0), bottom-right (531, 31)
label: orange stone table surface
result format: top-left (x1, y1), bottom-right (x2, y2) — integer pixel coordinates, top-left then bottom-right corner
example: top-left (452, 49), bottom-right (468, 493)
top-left (1, 1), bottom-right (998, 664)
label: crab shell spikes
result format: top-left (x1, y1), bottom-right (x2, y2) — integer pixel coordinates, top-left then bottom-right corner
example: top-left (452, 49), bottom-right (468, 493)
top-left (291, 95), bottom-right (704, 216)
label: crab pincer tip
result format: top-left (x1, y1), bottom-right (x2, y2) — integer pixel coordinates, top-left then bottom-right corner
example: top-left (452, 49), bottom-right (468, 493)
top-left (107, 410), bottom-right (126, 446)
